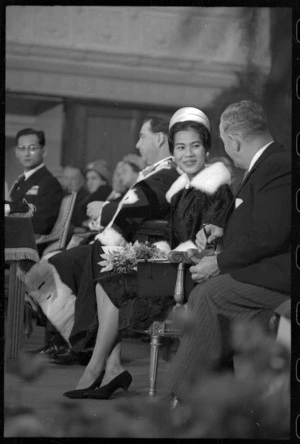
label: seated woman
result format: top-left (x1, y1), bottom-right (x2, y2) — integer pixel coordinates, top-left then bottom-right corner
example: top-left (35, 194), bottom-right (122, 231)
top-left (76, 159), bottom-right (112, 230)
top-left (63, 106), bottom-right (234, 399)
top-left (88, 154), bottom-right (147, 231)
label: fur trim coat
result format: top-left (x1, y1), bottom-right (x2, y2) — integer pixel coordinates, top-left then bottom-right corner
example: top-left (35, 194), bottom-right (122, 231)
top-left (166, 162), bottom-right (233, 250)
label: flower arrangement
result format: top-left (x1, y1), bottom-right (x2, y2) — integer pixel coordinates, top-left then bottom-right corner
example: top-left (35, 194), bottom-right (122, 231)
top-left (98, 241), bottom-right (169, 274)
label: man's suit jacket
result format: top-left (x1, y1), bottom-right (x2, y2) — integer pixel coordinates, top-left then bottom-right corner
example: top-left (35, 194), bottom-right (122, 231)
top-left (9, 166), bottom-right (64, 235)
top-left (97, 157), bottom-right (180, 244)
top-left (217, 142), bottom-right (291, 293)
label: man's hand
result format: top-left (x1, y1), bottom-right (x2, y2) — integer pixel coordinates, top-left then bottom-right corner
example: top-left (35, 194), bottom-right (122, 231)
top-left (86, 201), bottom-right (106, 220)
top-left (189, 255), bottom-right (220, 283)
top-left (5, 204), bottom-right (10, 216)
top-left (195, 224), bottom-right (223, 251)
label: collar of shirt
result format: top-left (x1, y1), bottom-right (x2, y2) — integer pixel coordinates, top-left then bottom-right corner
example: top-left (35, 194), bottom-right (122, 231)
top-left (248, 141), bottom-right (273, 173)
top-left (138, 156), bottom-right (174, 180)
top-left (24, 163), bottom-right (45, 180)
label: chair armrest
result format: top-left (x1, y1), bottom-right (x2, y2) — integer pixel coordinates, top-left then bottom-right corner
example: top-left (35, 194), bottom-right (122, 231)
top-left (138, 219), bottom-right (168, 232)
top-left (133, 219), bottom-right (168, 243)
top-left (35, 231), bottom-right (62, 244)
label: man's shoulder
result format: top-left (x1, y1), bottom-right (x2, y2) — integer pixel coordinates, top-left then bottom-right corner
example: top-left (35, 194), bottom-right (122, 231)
top-left (265, 141), bottom-right (291, 164)
top-left (255, 141), bottom-right (291, 176)
top-left (33, 166), bottom-right (63, 189)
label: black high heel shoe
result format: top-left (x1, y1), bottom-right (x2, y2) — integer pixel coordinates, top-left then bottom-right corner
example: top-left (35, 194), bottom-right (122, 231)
top-left (84, 370), bottom-right (132, 400)
top-left (63, 370), bottom-right (105, 399)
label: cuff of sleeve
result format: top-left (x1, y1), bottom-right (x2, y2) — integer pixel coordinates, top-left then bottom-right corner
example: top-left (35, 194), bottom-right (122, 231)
top-left (5, 204), bottom-right (11, 216)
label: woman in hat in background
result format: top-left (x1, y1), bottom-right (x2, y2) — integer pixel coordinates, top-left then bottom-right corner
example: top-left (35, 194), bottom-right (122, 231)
top-left (87, 153), bottom-right (147, 231)
top-left (84, 159), bottom-right (112, 203)
top-left (77, 159), bottom-right (112, 229)
top-left (63, 106), bottom-right (234, 400)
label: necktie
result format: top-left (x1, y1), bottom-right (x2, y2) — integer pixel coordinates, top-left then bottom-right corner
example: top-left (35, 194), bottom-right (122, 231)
top-left (15, 174), bottom-right (26, 190)
top-left (10, 175), bottom-right (25, 199)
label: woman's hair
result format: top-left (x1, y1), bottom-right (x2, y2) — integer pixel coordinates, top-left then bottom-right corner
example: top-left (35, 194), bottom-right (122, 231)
top-left (122, 153), bottom-right (146, 172)
top-left (123, 160), bottom-right (141, 174)
top-left (168, 121), bottom-right (211, 155)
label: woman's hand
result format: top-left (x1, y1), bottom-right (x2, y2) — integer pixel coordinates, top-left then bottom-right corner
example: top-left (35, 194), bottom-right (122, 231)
top-left (195, 225), bottom-right (223, 251)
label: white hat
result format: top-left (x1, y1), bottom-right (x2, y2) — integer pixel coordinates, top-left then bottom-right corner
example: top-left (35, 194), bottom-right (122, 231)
top-left (169, 107), bottom-right (210, 132)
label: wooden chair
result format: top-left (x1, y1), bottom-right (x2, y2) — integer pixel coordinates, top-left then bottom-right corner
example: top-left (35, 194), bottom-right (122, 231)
top-left (135, 221), bottom-right (290, 397)
top-left (134, 219), bottom-right (196, 396)
top-left (35, 191), bottom-right (77, 258)
top-left (24, 191), bottom-right (77, 337)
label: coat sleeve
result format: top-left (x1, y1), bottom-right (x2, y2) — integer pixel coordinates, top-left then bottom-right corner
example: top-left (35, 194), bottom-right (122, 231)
top-left (217, 157), bottom-right (291, 272)
top-left (31, 176), bottom-right (64, 235)
top-left (202, 184), bottom-right (234, 228)
top-left (107, 167), bottom-right (179, 241)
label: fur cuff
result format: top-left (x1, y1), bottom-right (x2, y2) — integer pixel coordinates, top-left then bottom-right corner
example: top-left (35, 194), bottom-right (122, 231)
top-left (25, 261), bottom-right (76, 345)
top-left (173, 240), bottom-right (197, 251)
top-left (153, 240), bottom-right (171, 253)
top-left (95, 226), bottom-right (127, 246)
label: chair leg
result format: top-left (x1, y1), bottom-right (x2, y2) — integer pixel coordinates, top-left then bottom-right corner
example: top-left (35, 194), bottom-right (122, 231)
top-left (24, 305), bottom-right (33, 338)
top-left (149, 334), bottom-right (161, 396)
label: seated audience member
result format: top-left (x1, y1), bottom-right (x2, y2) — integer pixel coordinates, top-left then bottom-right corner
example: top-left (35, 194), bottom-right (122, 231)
top-left (25, 114), bottom-right (180, 361)
top-left (163, 100), bottom-right (291, 404)
top-left (8, 128), bottom-right (63, 240)
top-left (105, 161), bottom-right (128, 202)
top-left (59, 106), bottom-right (234, 399)
top-left (61, 165), bottom-right (90, 229)
top-left (80, 159), bottom-right (112, 229)
top-left (87, 153), bottom-right (146, 231)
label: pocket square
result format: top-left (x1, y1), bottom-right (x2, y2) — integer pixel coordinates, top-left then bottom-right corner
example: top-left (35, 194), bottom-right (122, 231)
top-left (235, 198), bottom-right (243, 208)
top-left (26, 185), bottom-right (39, 195)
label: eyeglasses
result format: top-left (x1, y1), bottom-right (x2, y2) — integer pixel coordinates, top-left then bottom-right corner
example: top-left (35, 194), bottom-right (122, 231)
top-left (16, 145), bottom-right (41, 153)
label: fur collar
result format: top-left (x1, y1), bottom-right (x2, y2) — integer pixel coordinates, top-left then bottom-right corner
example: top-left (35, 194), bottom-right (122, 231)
top-left (166, 162), bottom-right (231, 202)
top-left (95, 226), bottom-right (127, 246)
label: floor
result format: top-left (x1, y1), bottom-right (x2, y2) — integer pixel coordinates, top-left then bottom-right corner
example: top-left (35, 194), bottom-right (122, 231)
top-left (4, 322), bottom-right (175, 436)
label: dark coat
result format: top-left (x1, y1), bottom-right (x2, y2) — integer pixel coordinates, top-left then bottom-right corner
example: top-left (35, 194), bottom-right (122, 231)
top-left (9, 166), bottom-right (63, 235)
top-left (217, 142), bottom-right (291, 293)
top-left (167, 162), bottom-right (233, 249)
top-left (97, 157), bottom-right (180, 244)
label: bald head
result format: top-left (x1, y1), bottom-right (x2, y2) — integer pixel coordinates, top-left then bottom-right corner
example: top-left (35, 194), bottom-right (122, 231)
top-left (62, 166), bottom-right (85, 192)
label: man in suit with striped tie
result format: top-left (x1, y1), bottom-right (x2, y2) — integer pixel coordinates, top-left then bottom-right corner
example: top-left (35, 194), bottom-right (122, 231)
top-left (166, 100), bottom-right (291, 402)
top-left (8, 128), bottom-right (63, 236)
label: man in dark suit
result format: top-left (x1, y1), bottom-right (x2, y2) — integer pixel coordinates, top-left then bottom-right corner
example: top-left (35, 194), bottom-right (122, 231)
top-left (8, 128), bottom-right (63, 236)
top-left (166, 100), bottom-right (291, 401)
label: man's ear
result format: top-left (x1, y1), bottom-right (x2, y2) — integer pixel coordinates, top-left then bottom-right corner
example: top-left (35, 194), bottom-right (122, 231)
top-left (42, 146), bottom-right (47, 158)
top-left (156, 131), bottom-right (164, 148)
top-left (229, 134), bottom-right (240, 152)
top-left (15, 147), bottom-right (20, 161)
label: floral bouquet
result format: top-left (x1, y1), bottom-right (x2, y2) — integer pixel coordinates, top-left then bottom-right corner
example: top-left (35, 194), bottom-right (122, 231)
top-left (98, 241), bottom-right (169, 274)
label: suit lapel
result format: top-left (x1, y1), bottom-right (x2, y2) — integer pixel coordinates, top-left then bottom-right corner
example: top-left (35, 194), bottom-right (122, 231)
top-left (235, 142), bottom-right (282, 196)
top-left (10, 166), bottom-right (48, 201)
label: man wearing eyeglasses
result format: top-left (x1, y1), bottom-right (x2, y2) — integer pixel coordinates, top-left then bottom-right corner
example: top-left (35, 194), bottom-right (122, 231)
top-left (8, 128), bottom-right (63, 236)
